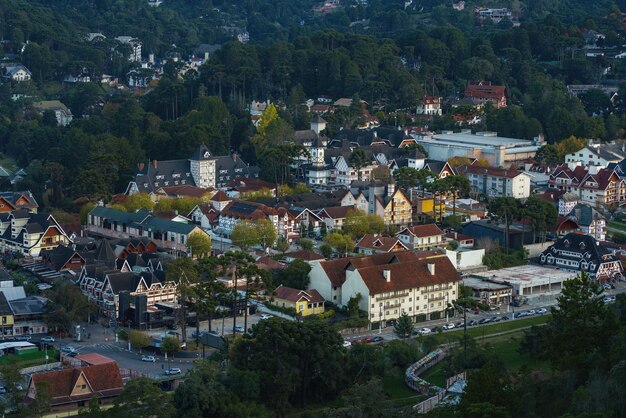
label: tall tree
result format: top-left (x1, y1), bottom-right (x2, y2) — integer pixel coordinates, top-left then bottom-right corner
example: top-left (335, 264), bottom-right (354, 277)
top-left (443, 175), bottom-right (470, 217)
top-left (166, 258), bottom-right (199, 343)
top-left (394, 312), bottom-right (413, 342)
top-left (487, 197), bottom-right (521, 253)
top-left (349, 149), bottom-right (370, 181)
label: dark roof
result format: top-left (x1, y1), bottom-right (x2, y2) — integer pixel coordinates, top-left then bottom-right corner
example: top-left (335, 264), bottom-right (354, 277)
top-left (0, 292), bottom-right (11, 316)
top-left (9, 296), bottom-right (47, 316)
top-left (275, 285), bottom-right (325, 303)
top-left (540, 232), bottom-right (617, 274)
top-left (568, 203), bottom-right (604, 227)
top-left (190, 144), bottom-right (212, 161)
top-left (284, 249), bottom-right (325, 261)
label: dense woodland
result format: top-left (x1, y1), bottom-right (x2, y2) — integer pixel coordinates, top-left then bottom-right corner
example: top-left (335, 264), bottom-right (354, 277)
top-left (3, 1), bottom-right (626, 209)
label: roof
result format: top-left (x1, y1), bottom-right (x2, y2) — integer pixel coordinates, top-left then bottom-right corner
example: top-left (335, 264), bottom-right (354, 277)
top-left (29, 363), bottom-right (123, 404)
top-left (568, 203), bottom-right (604, 227)
top-left (0, 292), bottom-right (12, 316)
top-left (75, 353), bottom-right (116, 366)
top-left (211, 190), bottom-right (231, 202)
top-left (32, 100), bottom-right (71, 113)
top-left (9, 296), bottom-right (47, 315)
top-left (464, 81), bottom-right (506, 100)
top-left (319, 205), bottom-right (355, 219)
top-left (284, 250), bottom-right (325, 261)
top-left (456, 164), bottom-right (526, 179)
top-left (357, 254), bottom-right (459, 295)
top-left (275, 285), bottom-right (325, 304)
top-left (540, 232), bottom-right (616, 274)
top-left (399, 224), bottom-right (444, 238)
top-left (155, 185), bottom-right (213, 198)
top-left (355, 234), bottom-right (408, 252)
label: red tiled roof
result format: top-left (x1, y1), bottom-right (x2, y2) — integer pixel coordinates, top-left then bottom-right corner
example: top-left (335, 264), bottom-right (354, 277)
top-left (285, 249), bottom-right (325, 261)
top-left (275, 285), bottom-right (325, 303)
top-left (355, 234), bottom-right (408, 252)
top-left (535, 190), bottom-right (566, 203)
top-left (422, 96), bottom-right (441, 105)
top-left (456, 164), bottom-right (525, 179)
top-left (464, 81), bottom-right (506, 100)
top-left (75, 353), bottom-right (116, 366)
top-left (211, 190), bottom-right (231, 202)
top-left (357, 254), bottom-right (459, 295)
top-left (29, 363), bottom-right (123, 404)
top-left (400, 224), bottom-right (444, 238)
top-left (319, 251), bottom-right (421, 287)
top-left (256, 256), bottom-right (287, 271)
top-left (444, 232), bottom-right (474, 242)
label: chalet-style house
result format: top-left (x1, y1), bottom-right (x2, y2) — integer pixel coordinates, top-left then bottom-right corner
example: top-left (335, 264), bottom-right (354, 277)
top-left (32, 100), bottom-right (73, 126)
top-left (344, 180), bottom-right (413, 225)
top-left (308, 251), bottom-right (460, 323)
top-left (536, 190), bottom-right (579, 216)
top-left (396, 224), bottom-right (445, 250)
top-left (456, 165), bottom-right (531, 199)
top-left (271, 285), bottom-right (325, 317)
top-left (3, 65), bottom-right (31, 82)
top-left (318, 205), bottom-right (355, 231)
top-left (87, 206), bottom-right (209, 253)
top-left (548, 162), bottom-right (626, 207)
top-left (0, 209), bottom-right (70, 257)
top-left (445, 232), bottom-right (474, 248)
top-left (216, 199), bottom-right (296, 242)
top-left (0, 191), bottom-right (38, 214)
top-left (464, 81), bottom-right (507, 108)
top-left (125, 145), bottom-right (259, 195)
top-left (27, 362), bottom-right (123, 414)
top-left (416, 96), bottom-right (442, 116)
top-left (568, 204), bottom-right (606, 241)
top-left (539, 233), bottom-right (623, 283)
top-left (355, 234), bottom-right (408, 255)
top-left (565, 143), bottom-right (626, 168)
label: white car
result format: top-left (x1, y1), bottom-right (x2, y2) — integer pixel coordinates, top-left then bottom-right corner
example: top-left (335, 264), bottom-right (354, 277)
top-left (165, 368), bottom-right (182, 375)
top-left (259, 314), bottom-right (272, 320)
top-left (342, 340), bottom-right (352, 348)
top-left (40, 336), bottom-right (55, 343)
top-left (141, 355), bottom-right (156, 363)
top-left (442, 323), bottom-right (455, 330)
top-left (417, 327), bottom-right (432, 335)
top-left (536, 308), bottom-right (548, 315)
top-left (36, 283), bottom-right (53, 291)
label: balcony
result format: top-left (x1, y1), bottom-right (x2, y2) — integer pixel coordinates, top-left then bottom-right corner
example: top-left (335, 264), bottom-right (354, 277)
top-left (377, 292), bottom-right (409, 301)
top-left (382, 301), bottom-right (402, 309)
top-left (427, 294), bottom-right (446, 302)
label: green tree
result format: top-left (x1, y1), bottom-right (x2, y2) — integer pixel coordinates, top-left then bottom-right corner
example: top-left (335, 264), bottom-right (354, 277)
top-left (298, 238), bottom-right (313, 250)
top-left (161, 336), bottom-right (181, 370)
top-left (393, 166), bottom-right (421, 189)
top-left (187, 231), bottom-right (212, 258)
top-left (79, 397), bottom-right (104, 418)
top-left (111, 377), bottom-right (173, 418)
top-left (44, 283), bottom-right (96, 336)
top-left (320, 243), bottom-right (333, 258)
top-left (343, 209), bottom-right (385, 239)
top-left (231, 220), bottom-right (260, 251)
top-left (535, 144), bottom-right (562, 164)
top-left (275, 259), bottom-right (312, 290)
top-left (27, 382), bottom-right (52, 418)
top-left (324, 232), bottom-right (354, 257)
top-left (487, 197), bottom-right (521, 253)
top-left (442, 175), bottom-right (470, 217)
top-left (394, 312), bottom-right (413, 342)
top-left (129, 330), bottom-right (151, 354)
top-left (166, 258), bottom-right (199, 343)
top-left (349, 148), bottom-right (370, 181)
top-left (255, 218), bottom-right (277, 250)
top-left (325, 378), bottom-right (388, 418)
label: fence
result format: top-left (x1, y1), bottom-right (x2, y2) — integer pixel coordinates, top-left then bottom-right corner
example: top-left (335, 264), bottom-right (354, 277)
top-left (20, 362), bottom-right (62, 375)
top-left (405, 349), bottom-right (446, 396)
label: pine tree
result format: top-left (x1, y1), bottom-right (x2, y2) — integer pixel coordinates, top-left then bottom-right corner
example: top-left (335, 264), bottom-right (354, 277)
top-left (394, 312), bottom-right (414, 342)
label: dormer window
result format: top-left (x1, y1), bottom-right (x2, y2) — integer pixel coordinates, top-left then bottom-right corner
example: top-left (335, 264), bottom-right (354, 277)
top-left (579, 242), bottom-right (586, 250)
top-left (564, 239), bottom-right (570, 248)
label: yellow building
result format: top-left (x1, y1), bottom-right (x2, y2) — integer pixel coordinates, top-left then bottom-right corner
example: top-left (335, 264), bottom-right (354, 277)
top-left (0, 293), bottom-right (13, 337)
top-left (414, 197), bottom-right (446, 222)
top-left (272, 285), bottom-right (325, 317)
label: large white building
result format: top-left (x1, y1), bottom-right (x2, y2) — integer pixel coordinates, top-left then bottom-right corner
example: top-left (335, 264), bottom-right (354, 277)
top-left (415, 131), bottom-right (544, 166)
top-left (565, 143), bottom-right (626, 168)
top-left (308, 251), bottom-right (461, 323)
top-left (456, 165), bottom-right (531, 198)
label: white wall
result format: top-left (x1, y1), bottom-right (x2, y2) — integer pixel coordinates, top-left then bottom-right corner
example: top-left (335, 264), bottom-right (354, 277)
top-left (446, 249), bottom-right (485, 270)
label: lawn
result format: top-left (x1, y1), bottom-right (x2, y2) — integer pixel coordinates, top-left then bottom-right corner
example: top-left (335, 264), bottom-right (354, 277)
top-left (429, 315), bottom-right (550, 344)
top-left (382, 373), bottom-right (426, 408)
top-left (608, 220), bottom-right (626, 233)
top-left (0, 349), bottom-right (60, 368)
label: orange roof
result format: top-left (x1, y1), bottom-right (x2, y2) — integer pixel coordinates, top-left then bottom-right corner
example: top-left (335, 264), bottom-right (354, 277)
top-left (75, 353), bottom-right (116, 366)
top-left (355, 234), bottom-right (408, 252)
top-left (400, 224), bottom-right (444, 238)
top-left (464, 81), bottom-right (506, 100)
top-left (275, 285), bottom-right (325, 304)
top-left (211, 190), bottom-right (231, 202)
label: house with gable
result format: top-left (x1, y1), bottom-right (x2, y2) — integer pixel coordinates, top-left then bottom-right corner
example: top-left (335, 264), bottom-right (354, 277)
top-left (26, 362), bottom-right (123, 414)
top-left (309, 251), bottom-right (460, 323)
top-left (565, 143), bottom-right (626, 168)
top-left (416, 96), bottom-right (442, 116)
top-left (318, 205), bottom-right (355, 231)
top-left (464, 81), bottom-right (507, 108)
top-left (0, 209), bottom-right (70, 257)
top-left (271, 285), bottom-right (325, 317)
top-left (346, 179), bottom-right (413, 225)
top-left (539, 233), bottom-right (623, 283)
top-left (568, 203), bottom-right (606, 241)
top-left (3, 65), bottom-right (31, 82)
top-left (355, 234), bottom-right (409, 255)
top-left (125, 145), bottom-right (259, 196)
top-left (396, 224), bottom-right (445, 250)
top-left (0, 191), bottom-right (38, 214)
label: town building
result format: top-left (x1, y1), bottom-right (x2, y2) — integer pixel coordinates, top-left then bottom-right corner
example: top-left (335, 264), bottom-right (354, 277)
top-left (32, 100), bottom-right (73, 126)
top-left (564, 143), bottom-right (626, 168)
top-left (114, 36), bottom-right (142, 62)
top-left (26, 362), bottom-right (124, 414)
top-left (548, 162), bottom-right (626, 208)
top-left (345, 180), bottom-right (413, 225)
top-left (10, 295), bottom-right (48, 336)
top-left (3, 65), bottom-right (31, 82)
top-left (396, 224), bottom-right (445, 250)
top-left (463, 81), bottom-right (507, 108)
top-left (271, 285), bottom-right (325, 317)
top-left (0, 191), bottom-right (38, 214)
top-left (456, 165), bottom-right (531, 199)
top-left (539, 233), bottom-right (623, 283)
top-left (86, 206), bottom-right (209, 253)
top-left (125, 145), bottom-right (259, 195)
top-left (355, 234), bottom-right (409, 255)
top-left (0, 209), bottom-right (70, 257)
top-left (415, 131), bottom-right (544, 166)
top-left (460, 277), bottom-right (512, 306)
top-left (568, 203), bottom-right (606, 241)
top-left (416, 96), bottom-right (442, 116)
top-left (309, 251), bottom-right (460, 324)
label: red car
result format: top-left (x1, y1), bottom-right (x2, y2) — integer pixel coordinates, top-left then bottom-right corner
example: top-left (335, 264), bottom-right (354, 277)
top-left (364, 336), bottom-right (373, 344)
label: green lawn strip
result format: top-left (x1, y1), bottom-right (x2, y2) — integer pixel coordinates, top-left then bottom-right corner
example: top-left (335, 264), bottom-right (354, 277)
top-left (479, 334), bottom-right (551, 373)
top-left (0, 350), bottom-right (60, 368)
top-left (432, 315), bottom-right (549, 342)
top-left (419, 362), bottom-right (447, 387)
top-left (608, 221), bottom-right (626, 233)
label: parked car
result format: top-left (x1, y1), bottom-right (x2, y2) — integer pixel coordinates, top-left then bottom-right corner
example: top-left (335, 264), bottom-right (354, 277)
top-left (61, 345), bottom-right (76, 353)
top-left (468, 320), bottom-right (477, 326)
top-left (501, 316), bottom-right (510, 321)
top-left (166, 324), bottom-right (179, 330)
top-left (492, 316), bottom-right (501, 322)
top-left (15, 335), bottom-right (31, 341)
top-left (364, 336), bottom-right (373, 344)
top-left (66, 351), bottom-right (78, 357)
top-left (527, 309), bottom-right (536, 315)
top-left (442, 323), bottom-right (455, 330)
top-left (602, 283), bottom-right (612, 290)
top-left (455, 322), bottom-right (463, 328)
top-left (536, 308), bottom-right (548, 315)
top-left (259, 314), bottom-right (272, 320)
top-left (431, 326), bottom-right (440, 332)
top-left (0, 386), bottom-right (6, 394)
top-left (36, 283), bottom-right (53, 291)
top-left (40, 336), bottom-right (55, 343)
top-left (371, 336), bottom-right (384, 342)
top-left (342, 340), bottom-right (352, 348)
top-left (417, 327), bottom-right (431, 335)
top-left (165, 368), bottom-right (182, 375)
top-left (141, 355), bottom-right (156, 362)
top-left (191, 331), bottom-right (207, 339)
top-left (234, 325), bottom-right (244, 333)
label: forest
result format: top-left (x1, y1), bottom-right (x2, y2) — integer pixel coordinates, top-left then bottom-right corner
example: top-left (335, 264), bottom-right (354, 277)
top-left (0, 0), bottom-right (626, 209)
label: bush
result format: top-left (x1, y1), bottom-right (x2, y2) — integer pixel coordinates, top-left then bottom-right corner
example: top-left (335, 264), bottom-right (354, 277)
top-left (263, 301), bottom-right (297, 317)
top-left (117, 328), bottom-right (129, 340)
